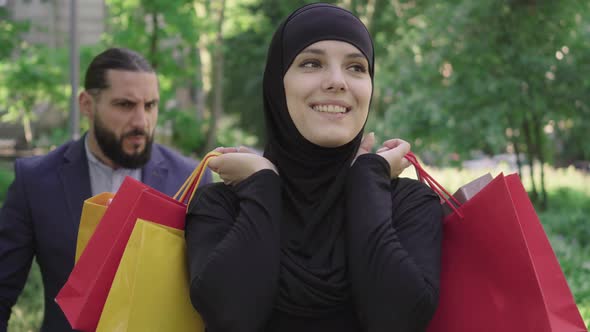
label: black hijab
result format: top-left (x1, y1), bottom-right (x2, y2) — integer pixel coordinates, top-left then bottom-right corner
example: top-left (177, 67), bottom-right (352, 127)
top-left (262, 3), bottom-right (374, 317)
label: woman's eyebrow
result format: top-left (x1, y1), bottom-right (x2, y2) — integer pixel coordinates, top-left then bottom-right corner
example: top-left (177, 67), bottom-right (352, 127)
top-left (300, 48), bottom-right (365, 60)
top-left (346, 52), bottom-right (366, 59)
top-left (299, 48), bottom-right (325, 55)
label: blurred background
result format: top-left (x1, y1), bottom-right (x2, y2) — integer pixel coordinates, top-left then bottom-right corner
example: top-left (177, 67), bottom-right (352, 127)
top-left (0, 0), bottom-right (589, 330)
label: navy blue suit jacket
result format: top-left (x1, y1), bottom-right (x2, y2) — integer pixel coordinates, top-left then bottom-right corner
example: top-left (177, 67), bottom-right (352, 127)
top-left (0, 136), bottom-right (211, 331)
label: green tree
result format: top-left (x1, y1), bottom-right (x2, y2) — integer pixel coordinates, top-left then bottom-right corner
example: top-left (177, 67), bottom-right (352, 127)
top-left (0, 46), bottom-right (69, 147)
top-left (0, 7), bottom-right (28, 61)
top-left (368, 0), bottom-right (590, 208)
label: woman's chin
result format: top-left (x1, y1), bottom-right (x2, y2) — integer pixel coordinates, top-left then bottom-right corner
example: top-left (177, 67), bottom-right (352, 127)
top-left (307, 134), bottom-right (356, 148)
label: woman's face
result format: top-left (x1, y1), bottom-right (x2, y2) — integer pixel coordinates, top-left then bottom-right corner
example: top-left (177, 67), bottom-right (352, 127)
top-left (283, 40), bottom-right (372, 148)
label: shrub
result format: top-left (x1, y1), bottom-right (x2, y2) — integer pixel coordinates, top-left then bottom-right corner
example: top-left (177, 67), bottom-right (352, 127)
top-left (0, 163), bottom-right (14, 204)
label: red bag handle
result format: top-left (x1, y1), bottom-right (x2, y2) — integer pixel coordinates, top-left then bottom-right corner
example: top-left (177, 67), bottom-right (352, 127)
top-left (404, 152), bottom-right (464, 218)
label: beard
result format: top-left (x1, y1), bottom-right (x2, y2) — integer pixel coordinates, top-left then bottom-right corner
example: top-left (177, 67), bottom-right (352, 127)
top-left (93, 113), bottom-right (154, 169)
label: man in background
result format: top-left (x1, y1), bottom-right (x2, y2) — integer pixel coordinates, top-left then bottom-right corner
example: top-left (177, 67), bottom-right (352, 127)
top-left (0, 47), bottom-right (211, 331)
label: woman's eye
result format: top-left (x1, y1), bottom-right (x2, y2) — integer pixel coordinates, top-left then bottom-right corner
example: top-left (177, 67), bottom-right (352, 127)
top-left (300, 60), bottom-right (321, 69)
top-left (349, 64), bottom-right (367, 73)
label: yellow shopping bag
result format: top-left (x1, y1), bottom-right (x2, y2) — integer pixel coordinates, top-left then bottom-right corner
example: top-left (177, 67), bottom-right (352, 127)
top-left (75, 192), bottom-right (115, 262)
top-left (96, 219), bottom-right (204, 332)
top-left (73, 152), bottom-right (218, 331)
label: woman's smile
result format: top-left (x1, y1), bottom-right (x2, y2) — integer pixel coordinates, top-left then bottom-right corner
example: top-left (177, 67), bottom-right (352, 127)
top-left (310, 102), bottom-right (352, 120)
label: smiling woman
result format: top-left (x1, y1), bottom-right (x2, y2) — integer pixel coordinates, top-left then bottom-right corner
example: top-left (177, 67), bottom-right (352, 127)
top-left (185, 3), bottom-right (443, 332)
top-left (284, 40), bottom-right (372, 148)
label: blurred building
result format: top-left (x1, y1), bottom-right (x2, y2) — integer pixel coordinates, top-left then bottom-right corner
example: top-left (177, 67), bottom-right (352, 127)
top-left (0, 0), bottom-right (107, 149)
top-left (3, 0), bottom-right (106, 47)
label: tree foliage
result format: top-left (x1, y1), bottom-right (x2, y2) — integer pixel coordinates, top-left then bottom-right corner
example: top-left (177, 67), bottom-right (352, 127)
top-left (362, 0), bottom-right (590, 206)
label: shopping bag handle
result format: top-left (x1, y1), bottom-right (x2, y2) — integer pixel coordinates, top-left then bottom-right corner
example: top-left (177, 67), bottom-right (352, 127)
top-left (404, 152), bottom-right (464, 218)
top-left (174, 151), bottom-right (221, 206)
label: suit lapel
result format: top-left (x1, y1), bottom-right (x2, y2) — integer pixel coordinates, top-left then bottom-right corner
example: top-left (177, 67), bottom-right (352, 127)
top-left (58, 137), bottom-right (92, 228)
top-left (58, 141), bottom-right (173, 222)
top-left (142, 145), bottom-right (171, 195)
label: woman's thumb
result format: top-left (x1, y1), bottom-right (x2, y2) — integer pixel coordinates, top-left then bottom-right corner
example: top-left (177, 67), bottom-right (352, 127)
top-left (359, 132), bottom-right (375, 154)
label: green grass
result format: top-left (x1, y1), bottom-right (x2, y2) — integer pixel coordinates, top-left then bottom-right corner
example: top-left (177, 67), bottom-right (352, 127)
top-left (8, 262), bottom-right (44, 332)
top-left (2, 163), bottom-right (590, 330)
top-left (538, 188), bottom-right (590, 328)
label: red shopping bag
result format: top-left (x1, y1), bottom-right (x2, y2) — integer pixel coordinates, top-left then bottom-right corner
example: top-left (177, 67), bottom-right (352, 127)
top-left (56, 153), bottom-right (218, 332)
top-left (404, 153), bottom-right (587, 332)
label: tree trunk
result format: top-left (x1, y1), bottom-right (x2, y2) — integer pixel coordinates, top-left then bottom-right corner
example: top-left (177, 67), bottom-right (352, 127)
top-left (19, 98), bottom-right (34, 148)
top-left (343, 0), bottom-right (378, 32)
top-left (512, 137), bottom-right (524, 178)
top-left (190, 45), bottom-right (206, 121)
top-left (507, 114), bottom-right (523, 177)
top-left (149, 12), bottom-right (159, 69)
top-left (532, 114), bottom-right (548, 209)
top-left (22, 113), bottom-right (33, 148)
top-left (338, 0), bottom-right (352, 10)
top-left (521, 115), bottom-right (538, 203)
top-left (193, 0), bottom-right (214, 154)
top-left (204, 0), bottom-right (226, 153)
top-left (363, 0), bottom-right (377, 33)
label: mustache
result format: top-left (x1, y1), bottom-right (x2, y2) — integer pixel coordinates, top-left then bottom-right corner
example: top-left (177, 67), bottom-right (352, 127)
top-left (122, 129), bottom-right (148, 138)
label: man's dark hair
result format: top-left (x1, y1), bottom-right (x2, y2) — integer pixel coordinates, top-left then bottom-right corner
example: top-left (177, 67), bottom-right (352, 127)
top-left (84, 47), bottom-right (155, 92)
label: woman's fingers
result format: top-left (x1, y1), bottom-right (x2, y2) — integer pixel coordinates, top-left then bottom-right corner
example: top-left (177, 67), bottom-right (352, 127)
top-left (208, 153), bottom-right (277, 185)
top-left (359, 132), bottom-right (375, 155)
top-left (214, 147), bottom-right (238, 154)
top-left (236, 146), bottom-right (257, 154)
top-left (353, 132), bottom-right (375, 165)
top-left (381, 138), bottom-right (410, 150)
top-left (400, 156), bottom-right (412, 169)
top-left (214, 146), bottom-right (258, 155)
top-left (376, 146), bottom-right (388, 153)
top-left (352, 136), bottom-right (412, 177)
top-left (376, 139), bottom-right (411, 178)
top-left (207, 153), bottom-right (228, 172)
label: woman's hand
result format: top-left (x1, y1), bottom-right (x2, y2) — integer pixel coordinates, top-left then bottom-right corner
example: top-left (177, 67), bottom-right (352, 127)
top-left (208, 146), bottom-right (278, 185)
top-left (376, 138), bottom-right (412, 178)
top-left (354, 133), bottom-right (412, 179)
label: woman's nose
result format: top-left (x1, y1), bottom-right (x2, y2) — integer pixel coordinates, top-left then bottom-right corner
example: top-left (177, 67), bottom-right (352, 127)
top-left (321, 68), bottom-right (347, 92)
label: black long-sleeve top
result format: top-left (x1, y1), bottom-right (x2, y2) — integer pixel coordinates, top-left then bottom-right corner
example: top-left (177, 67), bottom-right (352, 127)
top-left (186, 154), bottom-right (443, 332)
